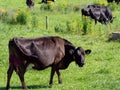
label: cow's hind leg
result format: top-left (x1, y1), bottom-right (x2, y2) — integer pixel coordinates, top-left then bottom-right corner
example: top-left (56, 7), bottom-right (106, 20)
top-left (6, 64), bottom-right (14, 90)
top-left (18, 71), bottom-right (28, 90)
top-left (49, 67), bottom-right (55, 88)
top-left (56, 69), bottom-right (62, 84)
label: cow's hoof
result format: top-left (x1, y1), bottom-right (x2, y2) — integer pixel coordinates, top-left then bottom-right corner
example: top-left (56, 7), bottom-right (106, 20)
top-left (59, 81), bottom-right (62, 84)
top-left (49, 84), bottom-right (53, 88)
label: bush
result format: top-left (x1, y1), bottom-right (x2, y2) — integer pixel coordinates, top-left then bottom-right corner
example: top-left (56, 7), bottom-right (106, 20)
top-left (0, 8), bottom-right (8, 22)
top-left (94, 0), bottom-right (108, 6)
top-left (82, 17), bottom-right (92, 35)
top-left (54, 24), bottom-right (66, 33)
top-left (16, 10), bottom-right (28, 25)
top-left (108, 3), bottom-right (120, 11)
top-left (31, 16), bottom-right (38, 27)
top-left (40, 2), bottom-right (55, 11)
top-left (40, 2), bottom-right (75, 14)
top-left (8, 12), bottom-right (18, 24)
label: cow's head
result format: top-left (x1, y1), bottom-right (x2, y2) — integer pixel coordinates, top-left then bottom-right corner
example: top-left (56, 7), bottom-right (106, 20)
top-left (73, 47), bottom-right (91, 67)
top-left (26, 0), bottom-right (34, 8)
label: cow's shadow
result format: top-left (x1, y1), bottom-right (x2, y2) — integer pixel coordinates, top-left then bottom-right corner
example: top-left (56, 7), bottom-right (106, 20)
top-left (0, 85), bottom-right (49, 90)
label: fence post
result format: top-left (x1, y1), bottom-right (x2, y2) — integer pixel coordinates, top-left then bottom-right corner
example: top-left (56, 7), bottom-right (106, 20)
top-left (46, 16), bottom-right (48, 29)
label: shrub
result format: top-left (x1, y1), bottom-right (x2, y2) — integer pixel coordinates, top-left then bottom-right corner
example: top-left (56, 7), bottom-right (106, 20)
top-left (0, 8), bottom-right (8, 22)
top-left (31, 16), bottom-right (38, 27)
top-left (94, 0), bottom-right (108, 6)
top-left (40, 2), bottom-right (55, 11)
top-left (16, 10), bottom-right (28, 25)
top-left (82, 17), bottom-right (92, 35)
top-left (8, 12), bottom-right (18, 24)
top-left (108, 3), bottom-right (119, 11)
top-left (66, 20), bottom-right (78, 32)
top-left (54, 24), bottom-right (66, 33)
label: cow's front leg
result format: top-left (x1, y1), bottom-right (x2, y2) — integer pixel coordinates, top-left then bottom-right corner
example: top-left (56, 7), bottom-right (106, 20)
top-left (49, 67), bottom-right (55, 88)
top-left (56, 69), bottom-right (62, 84)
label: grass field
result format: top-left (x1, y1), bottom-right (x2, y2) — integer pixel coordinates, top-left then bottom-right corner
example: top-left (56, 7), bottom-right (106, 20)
top-left (0, 0), bottom-right (120, 90)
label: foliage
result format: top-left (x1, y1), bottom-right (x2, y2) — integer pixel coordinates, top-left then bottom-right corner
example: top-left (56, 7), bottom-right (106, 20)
top-left (40, 2), bottom-right (82, 14)
top-left (31, 16), bottom-right (39, 27)
top-left (54, 24), bottom-right (66, 33)
top-left (40, 2), bottom-right (55, 11)
top-left (94, 0), bottom-right (108, 6)
top-left (108, 3), bottom-right (120, 11)
top-left (0, 8), bottom-right (8, 22)
top-left (16, 10), bottom-right (28, 25)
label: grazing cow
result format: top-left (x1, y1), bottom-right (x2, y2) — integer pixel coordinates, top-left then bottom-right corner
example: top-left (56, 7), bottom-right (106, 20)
top-left (89, 8), bottom-right (109, 24)
top-left (6, 36), bottom-right (91, 90)
top-left (26, 0), bottom-right (34, 8)
top-left (81, 4), bottom-right (113, 24)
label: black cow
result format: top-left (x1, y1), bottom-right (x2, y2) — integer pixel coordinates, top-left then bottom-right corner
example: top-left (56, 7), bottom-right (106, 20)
top-left (6, 36), bottom-right (91, 90)
top-left (89, 5), bottom-right (113, 24)
top-left (81, 5), bottom-right (113, 24)
top-left (89, 8), bottom-right (109, 24)
top-left (26, 0), bottom-right (34, 8)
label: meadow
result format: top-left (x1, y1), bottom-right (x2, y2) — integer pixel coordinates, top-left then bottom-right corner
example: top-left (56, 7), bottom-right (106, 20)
top-left (0, 0), bottom-right (120, 90)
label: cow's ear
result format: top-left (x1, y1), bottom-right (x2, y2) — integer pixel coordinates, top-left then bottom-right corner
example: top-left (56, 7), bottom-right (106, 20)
top-left (85, 49), bottom-right (91, 54)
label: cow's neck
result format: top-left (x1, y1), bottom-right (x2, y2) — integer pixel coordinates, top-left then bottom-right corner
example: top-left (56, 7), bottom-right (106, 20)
top-left (57, 50), bottom-right (75, 69)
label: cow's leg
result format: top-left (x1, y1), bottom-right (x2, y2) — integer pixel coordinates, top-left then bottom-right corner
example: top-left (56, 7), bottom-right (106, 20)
top-left (56, 69), bottom-right (62, 84)
top-left (6, 65), bottom-right (14, 90)
top-left (18, 71), bottom-right (28, 90)
top-left (49, 67), bottom-right (55, 88)
top-left (95, 20), bottom-right (97, 24)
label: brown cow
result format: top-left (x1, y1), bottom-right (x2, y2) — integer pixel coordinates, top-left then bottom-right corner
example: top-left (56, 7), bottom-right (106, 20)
top-left (6, 36), bottom-right (91, 90)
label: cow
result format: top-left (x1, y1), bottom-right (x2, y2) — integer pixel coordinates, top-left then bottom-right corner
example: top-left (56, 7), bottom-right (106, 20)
top-left (6, 36), bottom-right (91, 90)
top-left (89, 8), bottom-right (109, 24)
top-left (26, 0), bottom-right (34, 8)
top-left (81, 4), bottom-right (113, 24)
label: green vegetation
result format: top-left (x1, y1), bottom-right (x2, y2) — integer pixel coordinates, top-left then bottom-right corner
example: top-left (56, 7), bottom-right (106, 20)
top-left (0, 0), bottom-right (120, 90)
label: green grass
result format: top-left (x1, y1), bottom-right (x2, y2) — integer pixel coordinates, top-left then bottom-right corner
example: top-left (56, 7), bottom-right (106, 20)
top-left (0, 0), bottom-right (120, 90)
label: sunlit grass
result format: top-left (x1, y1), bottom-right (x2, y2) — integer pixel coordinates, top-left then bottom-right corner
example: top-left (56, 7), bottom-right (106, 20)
top-left (0, 0), bottom-right (120, 90)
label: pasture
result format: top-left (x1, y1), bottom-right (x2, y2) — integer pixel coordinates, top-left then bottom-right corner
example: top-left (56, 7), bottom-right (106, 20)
top-left (0, 0), bottom-right (120, 90)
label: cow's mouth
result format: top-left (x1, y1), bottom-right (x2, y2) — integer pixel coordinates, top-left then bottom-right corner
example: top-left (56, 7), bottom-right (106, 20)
top-left (78, 63), bottom-right (84, 67)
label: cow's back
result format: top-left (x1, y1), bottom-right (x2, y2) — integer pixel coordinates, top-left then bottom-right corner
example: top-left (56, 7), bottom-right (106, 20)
top-left (8, 36), bottom-right (66, 69)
